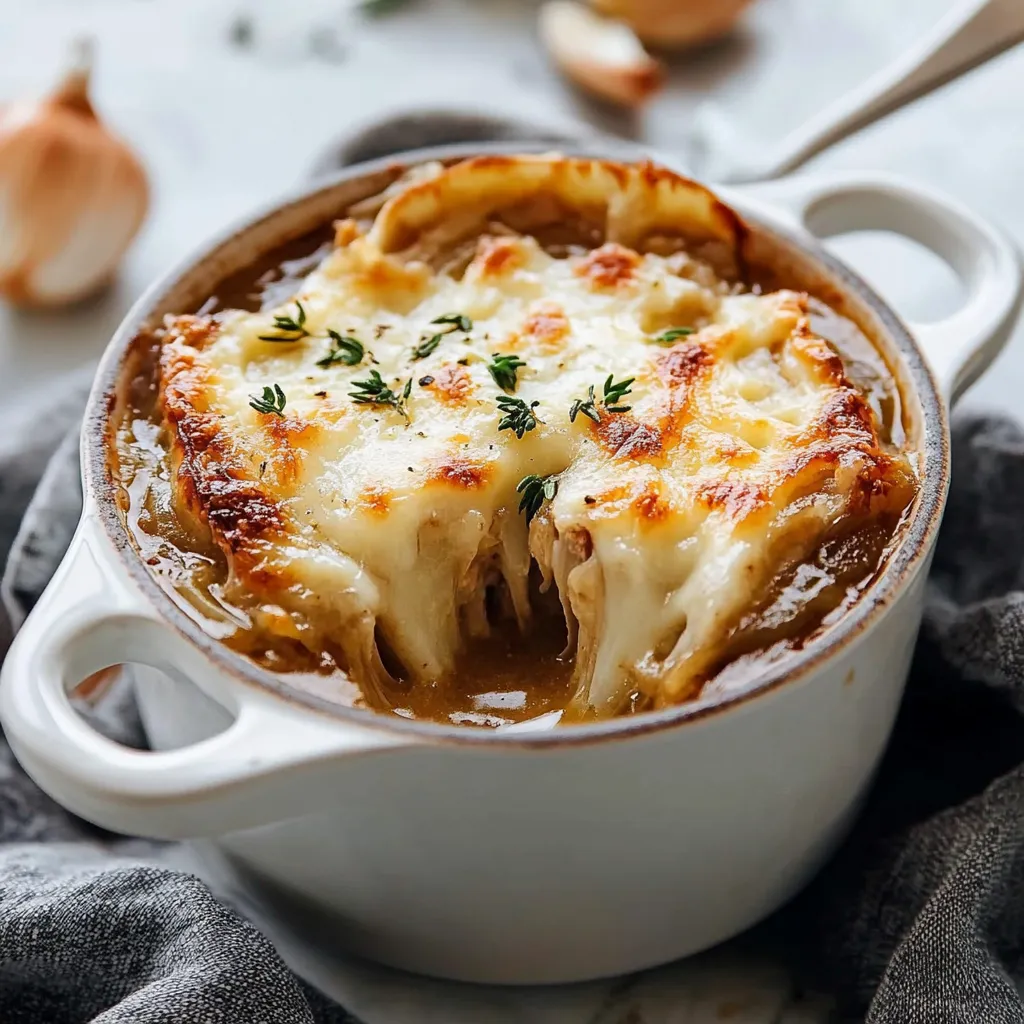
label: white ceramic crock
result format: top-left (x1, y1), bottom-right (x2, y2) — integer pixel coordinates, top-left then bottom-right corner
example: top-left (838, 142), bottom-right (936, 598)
top-left (1, 145), bottom-right (1020, 985)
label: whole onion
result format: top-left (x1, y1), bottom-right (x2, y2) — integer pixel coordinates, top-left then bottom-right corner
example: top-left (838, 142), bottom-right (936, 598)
top-left (0, 40), bottom-right (149, 307)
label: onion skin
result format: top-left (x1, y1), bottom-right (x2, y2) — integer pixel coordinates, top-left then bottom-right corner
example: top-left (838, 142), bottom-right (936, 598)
top-left (590, 0), bottom-right (754, 49)
top-left (0, 43), bottom-right (149, 308)
top-left (540, 1), bottom-right (665, 109)
top-left (552, 51), bottom-right (664, 109)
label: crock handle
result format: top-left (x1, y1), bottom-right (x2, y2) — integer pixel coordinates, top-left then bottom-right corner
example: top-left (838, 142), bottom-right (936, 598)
top-left (736, 173), bottom-right (1023, 405)
top-left (0, 516), bottom-right (411, 839)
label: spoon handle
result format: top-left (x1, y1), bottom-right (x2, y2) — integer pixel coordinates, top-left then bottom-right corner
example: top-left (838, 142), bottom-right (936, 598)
top-left (753, 0), bottom-right (1024, 182)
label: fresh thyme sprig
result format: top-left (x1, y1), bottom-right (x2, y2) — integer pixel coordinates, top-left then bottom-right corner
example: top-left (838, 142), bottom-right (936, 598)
top-left (569, 374), bottom-right (635, 423)
top-left (413, 312), bottom-right (473, 360)
top-left (569, 386), bottom-right (600, 424)
top-left (496, 396), bottom-right (542, 439)
top-left (488, 352), bottom-right (527, 393)
top-left (249, 384), bottom-right (287, 417)
top-left (517, 474), bottom-right (558, 524)
top-left (258, 301), bottom-right (309, 342)
top-left (652, 327), bottom-right (694, 345)
top-left (317, 330), bottom-right (365, 367)
top-left (432, 313), bottom-right (472, 332)
top-left (602, 374), bottom-right (634, 411)
top-left (349, 371), bottom-right (412, 420)
top-left (412, 333), bottom-right (443, 359)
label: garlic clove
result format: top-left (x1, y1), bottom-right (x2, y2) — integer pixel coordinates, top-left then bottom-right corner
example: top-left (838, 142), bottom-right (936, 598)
top-left (588, 0), bottom-right (754, 49)
top-left (539, 0), bottom-right (664, 109)
top-left (0, 39), bottom-right (149, 308)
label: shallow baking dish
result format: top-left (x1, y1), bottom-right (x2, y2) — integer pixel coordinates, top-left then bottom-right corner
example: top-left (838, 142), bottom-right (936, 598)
top-left (1, 143), bottom-right (1020, 984)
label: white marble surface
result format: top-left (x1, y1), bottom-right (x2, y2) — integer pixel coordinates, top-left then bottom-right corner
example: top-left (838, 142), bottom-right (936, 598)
top-left (3, 1), bottom-right (1023, 1019)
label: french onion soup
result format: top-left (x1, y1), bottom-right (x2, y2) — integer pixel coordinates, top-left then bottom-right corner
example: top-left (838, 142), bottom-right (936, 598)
top-left (111, 155), bottom-right (918, 727)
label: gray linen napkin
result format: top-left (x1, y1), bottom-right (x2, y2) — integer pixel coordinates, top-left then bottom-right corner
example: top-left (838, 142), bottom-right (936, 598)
top-left (1, 113), bottom-right (1024, 1023)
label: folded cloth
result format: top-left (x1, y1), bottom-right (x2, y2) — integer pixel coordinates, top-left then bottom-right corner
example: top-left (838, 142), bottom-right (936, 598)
top-left (2, 113), bottom-right (1024, 1023)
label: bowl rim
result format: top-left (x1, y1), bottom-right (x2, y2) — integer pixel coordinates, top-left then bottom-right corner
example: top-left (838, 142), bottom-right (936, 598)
top-left (82, 141), bottom-right (950, 747)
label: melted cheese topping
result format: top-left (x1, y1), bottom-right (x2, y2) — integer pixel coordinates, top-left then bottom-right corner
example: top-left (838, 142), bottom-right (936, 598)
top-left (158, 155), bottom-right (916, 719)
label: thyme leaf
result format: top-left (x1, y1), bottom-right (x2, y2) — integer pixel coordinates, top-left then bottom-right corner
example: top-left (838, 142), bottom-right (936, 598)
top-left (653, 327), bottom-right (694, 345)
top-left (412, 312), bottom-right (473, 360)
top-left (569, 374), bottom-right (635, 422)
top-left (602, 374), bottom-right (635, 412)
top-left (258, 301), bottom-right (309, 342)
top-left (249, 384), bottom-right (287, 417)
top-left (431, 312), bottom-right (473, 332)
top-left (487, 352), bottom-right (527, 393)
top-left (317, 330), bottom-right (365, 367)
top-left (496, 396), bottom-right (541, 439)
top-left (349, 370), bottom-right (412, 420)
top-left (412, 333), bottom-right (444, 360)
top-left (569, 385), bottom-right (600, 424)
top-left (516, 474), bottom-right (558, 524)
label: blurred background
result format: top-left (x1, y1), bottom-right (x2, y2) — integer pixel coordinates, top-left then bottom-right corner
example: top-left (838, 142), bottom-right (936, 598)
top-left (0, 0), bottom-right (1021, 419)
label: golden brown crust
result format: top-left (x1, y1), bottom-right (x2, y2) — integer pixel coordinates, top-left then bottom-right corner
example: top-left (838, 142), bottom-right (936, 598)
top-left (159, 316), bottom-right (286, 558)
top-left (368, 155), bottom-right (745, 271)
top-left (354, 252), bottom-right (430, 300)
top-left (633, 482), bottom-right (672, 523)
top-left (654, 340), bottom-right (714, 388)
top-left (473, 236), bottom-right (525, 278)
top-left (581, 313), bottom-right (908, 528)
top-left (521, 302), bottom-right (571, 351)
top-left (423, 363), bottom-right (474, 405)
top-left (696, 479), bottom-right (766, 519)
top-left (359, 485), bottom-right (392, 516)
top-left (593, 414), bottom-right (664, 461)
top-left (428, 456), bottom-right (490, 490)
top-left (333, 218), bottom-right (362, 247)
top-left (575, 243), bottom-right (641, 289)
